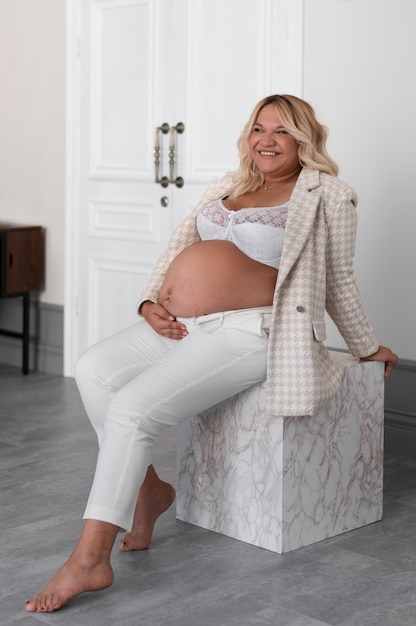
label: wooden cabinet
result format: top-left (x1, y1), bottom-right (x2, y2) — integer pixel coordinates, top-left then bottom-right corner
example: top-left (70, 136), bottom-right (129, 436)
top-left (0, 223), bottom-right (43, 373)
top-left (0, 224), bottom-right (42, 294)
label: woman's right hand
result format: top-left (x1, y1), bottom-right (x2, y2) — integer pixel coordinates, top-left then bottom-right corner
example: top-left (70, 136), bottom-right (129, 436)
top-left (140, 301), bottom-right (188, 340)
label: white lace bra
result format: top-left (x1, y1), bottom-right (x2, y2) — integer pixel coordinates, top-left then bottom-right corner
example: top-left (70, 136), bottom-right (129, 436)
top-left (196, 198), bottom-right (289, 269)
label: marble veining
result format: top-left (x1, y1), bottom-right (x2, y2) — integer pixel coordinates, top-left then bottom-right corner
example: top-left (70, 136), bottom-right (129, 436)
top-left (176, 352), bottom-right (385, 553)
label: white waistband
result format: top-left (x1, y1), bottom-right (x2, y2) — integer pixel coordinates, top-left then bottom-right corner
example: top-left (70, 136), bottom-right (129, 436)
top-left (176, 306), bottom-right (272, 324)
top-left (176, 306), bottom-right (272, 335)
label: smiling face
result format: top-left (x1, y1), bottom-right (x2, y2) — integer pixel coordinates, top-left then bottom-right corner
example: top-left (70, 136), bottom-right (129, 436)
top-left (248, 104), bottom-right (301, 182)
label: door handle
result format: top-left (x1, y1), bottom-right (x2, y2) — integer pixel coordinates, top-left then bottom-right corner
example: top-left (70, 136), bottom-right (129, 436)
top-left (154, 122), bottom-right (185, 188)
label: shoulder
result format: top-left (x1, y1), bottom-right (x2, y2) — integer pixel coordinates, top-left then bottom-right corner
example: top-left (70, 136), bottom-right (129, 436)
top-left (200, 173), bottom-right (235, 204)
top-left (296, 168), bottom-right (357, 208)
top-left (320, 172), bottom-right (357, 205)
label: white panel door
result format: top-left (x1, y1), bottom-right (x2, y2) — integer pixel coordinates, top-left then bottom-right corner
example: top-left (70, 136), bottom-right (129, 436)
top-left (65, 0), bottom-right (303, 374)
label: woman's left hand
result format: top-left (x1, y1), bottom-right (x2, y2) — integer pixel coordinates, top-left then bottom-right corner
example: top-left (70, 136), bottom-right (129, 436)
top-left (360, 345), bottom-right (399, 379)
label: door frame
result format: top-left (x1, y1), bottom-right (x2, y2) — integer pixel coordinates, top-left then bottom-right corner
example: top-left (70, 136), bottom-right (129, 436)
top-left (64, 0), bottom-right (304, 377)
top-left (65, 0), bottom-right (83, 376)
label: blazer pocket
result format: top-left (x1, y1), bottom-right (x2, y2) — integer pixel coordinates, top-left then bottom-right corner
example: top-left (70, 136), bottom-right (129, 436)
top-left (312, 319), bottom-right (327, 342)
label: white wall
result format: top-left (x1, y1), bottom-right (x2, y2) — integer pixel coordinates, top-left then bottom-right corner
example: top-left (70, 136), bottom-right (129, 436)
top-left (0, 0), bottom-right (414, 360)
top-left (303, 0), bottom-right (416, 360)
top-left (0, 0), bottom-right (66, 305)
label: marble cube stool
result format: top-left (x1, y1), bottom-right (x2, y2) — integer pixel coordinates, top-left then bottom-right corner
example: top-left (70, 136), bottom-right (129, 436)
top-left (176, 352), bottom-right (385, 553)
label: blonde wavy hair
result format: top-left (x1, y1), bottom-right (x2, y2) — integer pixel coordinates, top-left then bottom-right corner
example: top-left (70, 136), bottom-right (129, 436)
top-left (231, 94), bottom-right (339, 196)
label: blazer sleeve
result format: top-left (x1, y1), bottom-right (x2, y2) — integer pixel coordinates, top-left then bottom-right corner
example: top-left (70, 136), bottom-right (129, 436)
top-left (324, 187), bottom-right (379, 358)
top-left (137, 175), bottom-right (233, 312)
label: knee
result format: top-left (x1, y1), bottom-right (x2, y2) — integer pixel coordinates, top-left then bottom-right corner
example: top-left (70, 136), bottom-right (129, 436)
top-left (74, 345), bottom-right (102, 388)
top-left (74, 350), bottom-right (87, 386)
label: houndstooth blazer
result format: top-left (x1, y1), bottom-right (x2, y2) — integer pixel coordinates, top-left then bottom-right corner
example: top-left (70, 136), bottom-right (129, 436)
top-left (139, 168), bottom-right (379, 416)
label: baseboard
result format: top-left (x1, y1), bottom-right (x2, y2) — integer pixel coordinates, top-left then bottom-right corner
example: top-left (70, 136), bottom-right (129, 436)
top-left (0, 296), bottom-right (63, 375)
top-left (383, 358), bottom-right (416, 455)
top-left (384, 411), bottom-right (416, 456)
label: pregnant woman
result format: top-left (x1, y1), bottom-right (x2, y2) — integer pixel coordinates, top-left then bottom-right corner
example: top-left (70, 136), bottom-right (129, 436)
top-left (26, 95), bottom-right (398, 612)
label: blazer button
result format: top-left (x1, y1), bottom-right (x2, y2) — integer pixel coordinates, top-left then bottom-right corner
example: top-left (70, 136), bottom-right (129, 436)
top-left (296, 305), bottom-right (306, 313)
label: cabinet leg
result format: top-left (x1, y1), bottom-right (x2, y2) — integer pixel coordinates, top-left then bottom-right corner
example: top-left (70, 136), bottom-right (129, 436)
top-left (22, 293), bottom-right (30, 375)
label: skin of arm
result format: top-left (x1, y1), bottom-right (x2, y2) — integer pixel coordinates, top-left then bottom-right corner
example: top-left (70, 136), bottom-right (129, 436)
top-left (360, 345), bottom-right (398, 379)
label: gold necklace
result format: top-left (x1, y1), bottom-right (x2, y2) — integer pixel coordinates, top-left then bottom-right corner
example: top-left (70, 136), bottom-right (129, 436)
top-left (263, 181), bottom-right (287, 190)
top-left (263, 173), bottom-right (299, 190)
top-left (263, 181), bottom-right (286, 191)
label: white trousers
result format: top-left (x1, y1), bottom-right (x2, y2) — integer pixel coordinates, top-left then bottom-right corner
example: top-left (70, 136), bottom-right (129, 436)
top-left (75, 307), bottom-right (272, 531)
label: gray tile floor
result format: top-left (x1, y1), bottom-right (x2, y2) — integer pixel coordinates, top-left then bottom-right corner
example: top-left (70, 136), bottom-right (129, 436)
top-left (0, 364), bottom-right (415, 626)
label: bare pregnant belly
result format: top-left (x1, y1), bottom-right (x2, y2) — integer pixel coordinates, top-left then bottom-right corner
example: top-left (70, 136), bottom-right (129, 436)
top-left (158, 240), bottom-right (278, 317)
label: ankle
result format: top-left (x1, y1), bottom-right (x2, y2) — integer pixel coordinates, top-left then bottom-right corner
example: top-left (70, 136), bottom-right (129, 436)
top-left (74, 520), bottom-right (119, 560)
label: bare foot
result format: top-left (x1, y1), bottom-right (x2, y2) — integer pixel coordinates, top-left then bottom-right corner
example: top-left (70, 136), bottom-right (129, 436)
top-left (119, 478), bottom-right (176, 551)
top-left (25, 558), bottom-right (114, 612)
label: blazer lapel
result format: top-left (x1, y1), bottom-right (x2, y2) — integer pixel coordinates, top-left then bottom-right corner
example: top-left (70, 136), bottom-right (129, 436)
top-left (276, 168), bottom-right (322, 289)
